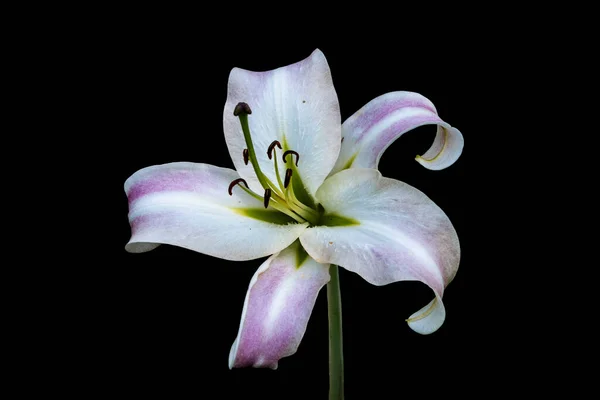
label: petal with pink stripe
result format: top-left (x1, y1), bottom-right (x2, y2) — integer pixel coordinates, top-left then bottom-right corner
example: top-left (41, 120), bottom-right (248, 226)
top-left (229, 241), bottom-right (330, 369)
top-left (332, 91), bottom-right (463, 174)
top-left (125, 162), bottom-right (307, 260)
top-left (300, 168), bottom-right (460, 334)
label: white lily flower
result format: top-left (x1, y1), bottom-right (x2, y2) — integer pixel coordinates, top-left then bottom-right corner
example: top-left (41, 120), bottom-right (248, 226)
top-left (124, 49), bottom-right (463, 370)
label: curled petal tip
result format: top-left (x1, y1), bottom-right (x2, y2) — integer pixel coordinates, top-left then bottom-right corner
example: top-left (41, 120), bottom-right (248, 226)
top-left (406, 297), bottom-right (446, 335)
top-left (233, 102), bottom-right (252, 116)
top-left (333, 91), bottom-right (463, 173)
top-left (414, 126), bottom-right (464, 171)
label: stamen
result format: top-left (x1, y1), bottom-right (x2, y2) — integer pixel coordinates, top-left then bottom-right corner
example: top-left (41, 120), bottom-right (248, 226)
top-left (263, 189), bottom-right (272, 208)
top-left (234, 101), bottom-right (272, 190)
top-left (270, 143), bottom-right (285, 195)
top-left (233, 102), bottom-right (252, 116)
top-left (267, 140), bottom-right (282, 160)
top-left (284, 168), bottom-right (293, 188)
top-left (283, 150), bottom-right (300, 166)
top-left (228, 178), bottom-right (249, 195)
top-left (243, 149), bottom-right (249, 165)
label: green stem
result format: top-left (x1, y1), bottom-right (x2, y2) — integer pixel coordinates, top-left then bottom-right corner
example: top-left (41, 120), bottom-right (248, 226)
top-left (327, 265), bottom-right (344, 400)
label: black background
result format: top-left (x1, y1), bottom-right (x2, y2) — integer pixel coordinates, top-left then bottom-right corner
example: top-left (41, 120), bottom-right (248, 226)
top-left (95, 27), bottom-right (477, 399)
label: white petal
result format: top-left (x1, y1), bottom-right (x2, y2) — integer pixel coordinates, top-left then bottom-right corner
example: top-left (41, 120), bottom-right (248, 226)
top-left (125, 162), bottom-right (307, 260)
top-left (223, 49), bottom-right (341, 199)
top-left (332, 91), bottom-right (463, 173)
top-left (299, 168), bottom-right (460, 334)
top-left (406, 296), bottom-right (445, 335)
top-left (229, 242), bottom-right (330, 369)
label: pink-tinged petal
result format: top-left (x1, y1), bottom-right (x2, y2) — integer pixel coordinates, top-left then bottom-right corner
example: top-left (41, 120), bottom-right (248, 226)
top-left (125, 162), bottom-right (307, 260)
top-left (223, 49), bottom-right (341, 199)
top-left (229, 242), bottom-right (330, 369)
top-left (299, 168), bottom-right (460, 334)
top-left (331, 91), bottom-right (463, 174)
top-left (406, 297), bottom-right (445, 335)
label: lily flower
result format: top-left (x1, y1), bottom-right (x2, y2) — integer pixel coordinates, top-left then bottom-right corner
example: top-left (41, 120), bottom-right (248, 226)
top-left (124, 49), bottom-right (463, 370)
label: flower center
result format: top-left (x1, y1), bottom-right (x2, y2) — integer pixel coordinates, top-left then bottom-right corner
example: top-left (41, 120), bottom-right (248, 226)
top-left (228, 102), bottom-right (320, 225)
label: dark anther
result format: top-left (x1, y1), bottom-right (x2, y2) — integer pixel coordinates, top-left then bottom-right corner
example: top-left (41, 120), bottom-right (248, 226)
top-left (341, 137), bottom-right (345, 143)
top-left (243, 149), bottom-right (249, 165)
top-left (283, 150), bottom-right (300, 166)
top-left (267, 140), bottom-right (282, 160)
top-left (284, 168), bottom-right (293, 188)
top-left (263, 189), bottom-right (272, 208)
top-left (233, 102), bottom-right (252, 116)
top-left (228, 178), bottom-right (249, 195)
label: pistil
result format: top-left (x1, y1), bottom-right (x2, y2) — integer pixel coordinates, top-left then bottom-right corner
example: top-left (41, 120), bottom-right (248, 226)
top-left (285, 177), bottom-right (320, 222)
top-left (234, 102), bottom-right (275, 191)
